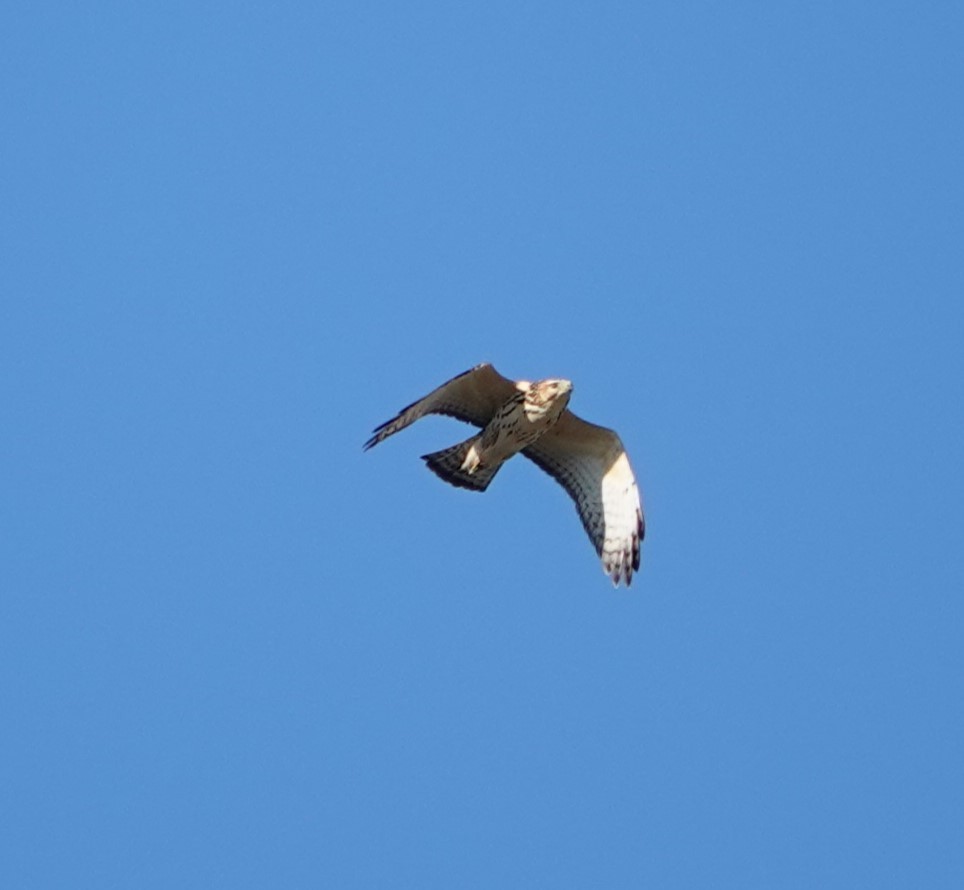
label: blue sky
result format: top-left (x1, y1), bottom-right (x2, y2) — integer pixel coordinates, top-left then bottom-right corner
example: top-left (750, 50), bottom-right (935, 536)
top-left (2, 2), bottom-right (963, 887)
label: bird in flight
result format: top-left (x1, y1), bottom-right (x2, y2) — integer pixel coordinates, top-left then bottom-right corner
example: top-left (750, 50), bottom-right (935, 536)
top-left (364, 363), bottom-right (645, 586)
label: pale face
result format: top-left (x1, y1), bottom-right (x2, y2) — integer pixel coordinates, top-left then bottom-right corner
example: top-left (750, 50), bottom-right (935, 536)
top-left (524, 378), bottom-right (573, 422)
top-left (537, 378), bottom-right (572, 401)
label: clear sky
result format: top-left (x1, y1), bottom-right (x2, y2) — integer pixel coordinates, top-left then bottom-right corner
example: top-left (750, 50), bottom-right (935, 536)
top-left (2, 2), bottom-right (962, 887)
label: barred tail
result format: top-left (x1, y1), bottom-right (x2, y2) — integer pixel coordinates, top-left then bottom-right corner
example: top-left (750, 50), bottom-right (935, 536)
top-left (421, 438), bottom-right (503, 492)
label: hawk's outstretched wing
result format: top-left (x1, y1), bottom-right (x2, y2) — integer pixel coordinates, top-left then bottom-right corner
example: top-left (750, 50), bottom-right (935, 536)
top-left (524, 412), bottom-right (645, 586)
top-left (363, 363), bottom-right (518, 451)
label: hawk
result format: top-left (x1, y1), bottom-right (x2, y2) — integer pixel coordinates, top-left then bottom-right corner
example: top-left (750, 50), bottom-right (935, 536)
top-left (364, 363), bottom-right (645, 586)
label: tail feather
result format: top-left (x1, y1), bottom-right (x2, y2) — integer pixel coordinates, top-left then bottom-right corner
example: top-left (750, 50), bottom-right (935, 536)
top-left (421, 439), bottom-right (502, 492)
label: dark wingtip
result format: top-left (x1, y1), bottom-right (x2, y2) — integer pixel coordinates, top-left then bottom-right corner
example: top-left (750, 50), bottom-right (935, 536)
top-left (363, 420), bottom-right (392, 451)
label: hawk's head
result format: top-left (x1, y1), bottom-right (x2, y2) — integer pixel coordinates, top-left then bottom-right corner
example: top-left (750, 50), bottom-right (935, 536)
top-left (523, 378), bottom-right (572, 422)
